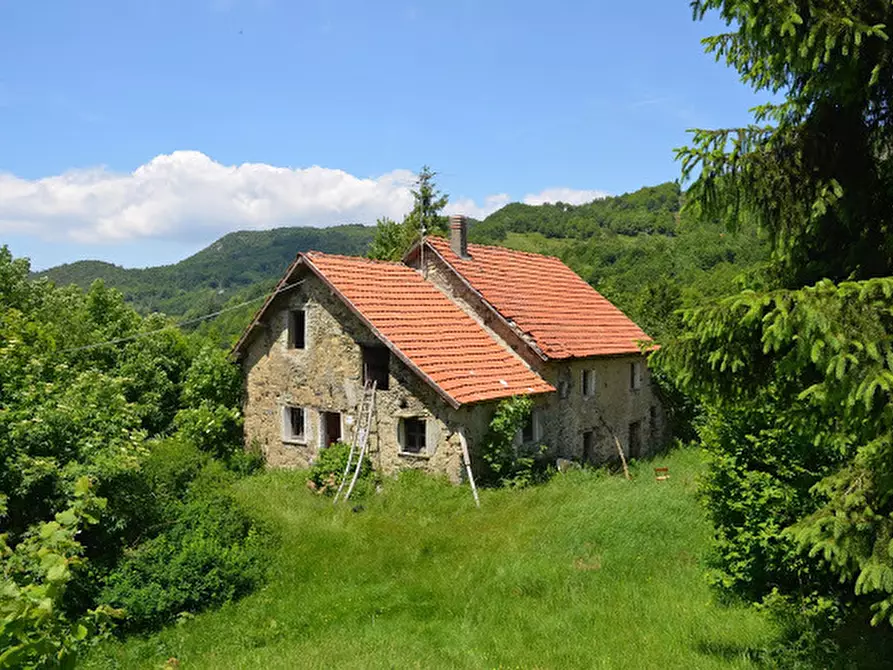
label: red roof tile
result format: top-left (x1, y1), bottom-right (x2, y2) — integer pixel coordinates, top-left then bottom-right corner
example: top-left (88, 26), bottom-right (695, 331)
top-left (304, 252), bottom-right (554, 406)
top-left (425, 237), bottom-right (651, 359)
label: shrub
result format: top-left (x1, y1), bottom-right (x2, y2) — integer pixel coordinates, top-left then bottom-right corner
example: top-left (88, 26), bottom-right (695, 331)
top-left (173, 404), bottom-right (243, 460)
top-left (480, 396), bottom-right (550, 488)
top-left (100, 476), bottom-right (267, 632)
top-left (141, 439), bottom-right (210, 510)
top-left (0, 479), bottom-right (122, 669)
top-left (225, 444), bottom-right (266, 477)
top-left (99, 451), bottom-right (268, 632)
top-left (307, 442), bottom-right (373, 497)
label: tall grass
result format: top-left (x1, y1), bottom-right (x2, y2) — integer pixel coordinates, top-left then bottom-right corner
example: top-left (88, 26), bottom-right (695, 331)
top-left (85, 448), bottom-right (776, 669)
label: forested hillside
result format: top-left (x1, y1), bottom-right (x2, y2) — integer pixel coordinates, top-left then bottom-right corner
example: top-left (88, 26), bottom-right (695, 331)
top-left (35, 182), bottom-right (769, 346)
top-left (34, 225), bottom-right (375, 317)
top-left (468, 182), bottom-right (768, 340)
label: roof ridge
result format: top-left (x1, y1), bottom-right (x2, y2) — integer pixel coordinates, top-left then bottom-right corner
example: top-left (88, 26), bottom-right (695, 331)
top-left (304, 250), bottom-right (409, 267)
top-left (423, 236), bottom-right (650, 359)
top-left (427, 235), bottom-right (562, 262)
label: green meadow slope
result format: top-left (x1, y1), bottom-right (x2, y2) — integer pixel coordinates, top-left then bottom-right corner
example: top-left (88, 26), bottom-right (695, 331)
top-left (86, 448), bottom-right (776, 669)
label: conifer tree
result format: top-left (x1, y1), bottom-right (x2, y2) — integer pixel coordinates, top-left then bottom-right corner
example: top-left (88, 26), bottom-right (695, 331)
top-left (368, 166), bottom-right (448, 260)
top-left (659, 1), bottom-right (893, 657)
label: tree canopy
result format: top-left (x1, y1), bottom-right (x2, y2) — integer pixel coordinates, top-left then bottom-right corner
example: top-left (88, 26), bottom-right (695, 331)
top-left (658, 0), bottom-right (893, 660)
top-left (368, 166), bottom-right (449, 261)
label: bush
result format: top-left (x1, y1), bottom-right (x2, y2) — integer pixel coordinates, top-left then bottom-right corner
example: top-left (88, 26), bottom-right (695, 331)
top-left (99, 451), bottom-right (268, 632)
top-left (173, 404), bottom-right (243, 460)
top-left (0, 479), bottom-right (122, 669)
top-left (141, 439), bottom-right (210, 509)
top-left (307, 442), bottom-right (373, 497)
top-left (225, 444), bottom-right (265, 477)
top-left (480, 396), bottom-right (551, 488)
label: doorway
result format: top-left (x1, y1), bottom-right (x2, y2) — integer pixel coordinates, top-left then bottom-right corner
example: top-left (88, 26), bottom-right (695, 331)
top-left (628, 420), bottom-right (642, 459)
top-left (322, 411), bottom-right (342, 447)
top-left (582, 430), bottom-right (594, 463)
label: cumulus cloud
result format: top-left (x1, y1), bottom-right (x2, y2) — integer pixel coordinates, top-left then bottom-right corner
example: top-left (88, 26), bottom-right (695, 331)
top-left (0, 151), bottom-right (608, 243)
top-left (445, 193), bottom-right (511, 220)
top-left (522, 187), bottom-right (609, 206)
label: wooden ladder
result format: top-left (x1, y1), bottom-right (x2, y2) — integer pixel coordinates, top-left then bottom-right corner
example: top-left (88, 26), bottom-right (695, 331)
top-left (333, 380), bottom-right (377, 504)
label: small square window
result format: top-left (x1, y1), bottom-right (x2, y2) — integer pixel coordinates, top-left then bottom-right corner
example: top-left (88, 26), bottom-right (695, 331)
top-left (582, 369), bottom-right (596, 397)
top-left (282, 406), bottom-right (306, 443)
top-left (400, 417), bottom-right (427, 453)
top-left (289, 309), bottom-right (306, 349)
top-left (362, 346), bottom-right (390, 390)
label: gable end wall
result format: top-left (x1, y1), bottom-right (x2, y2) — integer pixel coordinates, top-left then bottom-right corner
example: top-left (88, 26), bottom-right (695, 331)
top-left (240, 271), bottom-right (495, 482)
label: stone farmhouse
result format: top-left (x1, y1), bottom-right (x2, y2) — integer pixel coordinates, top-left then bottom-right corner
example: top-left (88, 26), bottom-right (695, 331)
top-left (232, 215), bottom-right (664, 482)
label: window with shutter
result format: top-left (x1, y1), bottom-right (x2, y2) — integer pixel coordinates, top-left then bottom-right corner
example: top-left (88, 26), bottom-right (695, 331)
top-left (520, 409), bottom-right (543, 443)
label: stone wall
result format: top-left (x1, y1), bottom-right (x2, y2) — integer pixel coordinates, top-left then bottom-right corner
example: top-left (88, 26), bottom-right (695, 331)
top-left (240, 269), bottom-right (495, 482)
top-left (533, 357), bottom-right (665, 462)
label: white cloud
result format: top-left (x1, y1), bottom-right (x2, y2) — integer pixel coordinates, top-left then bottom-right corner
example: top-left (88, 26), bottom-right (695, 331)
top-left (522, 187), bottom-right (609, 206)
top-left (0, 151), bottom-right (417, 243)
top-left (0, 151), bottom-right (609, 243)
top-left (445, 193), bottom-right (511, 220)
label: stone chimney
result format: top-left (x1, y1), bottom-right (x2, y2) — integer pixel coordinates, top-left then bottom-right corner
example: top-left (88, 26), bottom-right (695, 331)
top-left (449, 214), bottom-right (469, 259)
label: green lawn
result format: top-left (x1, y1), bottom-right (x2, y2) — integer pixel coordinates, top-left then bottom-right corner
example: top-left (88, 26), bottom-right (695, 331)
top-left (85, 448), bottom-right (776, 669)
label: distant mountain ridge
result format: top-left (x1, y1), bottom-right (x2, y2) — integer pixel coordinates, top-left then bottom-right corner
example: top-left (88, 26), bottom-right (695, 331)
top-left (35, 224), bottom-right (375, 316)
top-left (36, 182), bottom-right (681, 299)
top-left (34, 182), bottom-right (766, 345)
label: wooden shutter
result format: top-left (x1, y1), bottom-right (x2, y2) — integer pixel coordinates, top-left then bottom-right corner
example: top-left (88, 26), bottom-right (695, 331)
top-left (425, 419), bottom-right (440, 455)
top-left (280, 406), bottom-right (288, 440)
top-left (533, 410), bottom-right (543, 442)
top-left (397, 419), bottom-right (406, 452)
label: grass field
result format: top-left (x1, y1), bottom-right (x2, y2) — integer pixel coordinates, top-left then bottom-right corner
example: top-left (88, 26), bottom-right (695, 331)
top-left (84, 448), bottom-right (777, 669)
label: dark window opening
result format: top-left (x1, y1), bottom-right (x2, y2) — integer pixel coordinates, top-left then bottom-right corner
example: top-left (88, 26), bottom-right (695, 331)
top-left (582, 369), bottom-right (595, 396)
top-left (630, 361), bottom-right (642, 390)
top-left (289, 310), bottom-right (306, 349)
top-left (629, 420), bottom-right (642, 459)
top-left (402, 417), bottom-right (426, 453)
top-left (583, 430), bottom-right (594, 463)
top-left (522, 414), bottom-right (534, 443)
top-left (362, 346), bottom-right (390, 390)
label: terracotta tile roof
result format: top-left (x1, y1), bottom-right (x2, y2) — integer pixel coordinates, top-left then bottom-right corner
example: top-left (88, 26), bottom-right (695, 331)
top-left (303, 252), bottom-right (554, 406)
top-left (425, 237), bottom-right (651, 359)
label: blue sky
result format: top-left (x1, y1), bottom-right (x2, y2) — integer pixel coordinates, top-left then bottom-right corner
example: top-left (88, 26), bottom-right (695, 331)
top-left (0, 0), bottom-right (763, 270)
